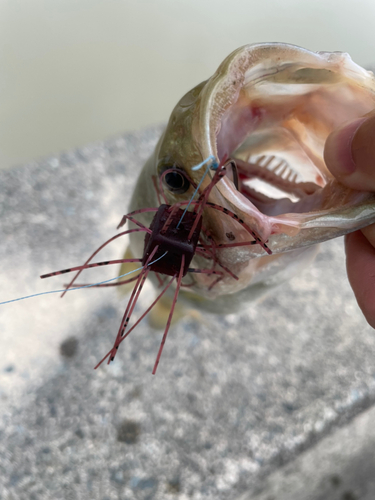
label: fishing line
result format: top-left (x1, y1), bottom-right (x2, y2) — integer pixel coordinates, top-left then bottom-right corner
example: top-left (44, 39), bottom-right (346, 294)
top-left (176, 154), bottom-right (218, 228)
top-left (2, 155), bottom-right (217, 306)
top-left (0, 251), bottom-right (168, 306)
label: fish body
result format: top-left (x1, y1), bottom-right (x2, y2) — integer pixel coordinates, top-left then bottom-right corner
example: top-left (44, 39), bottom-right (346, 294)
top-left (126, 43), bottom-right (375, 313)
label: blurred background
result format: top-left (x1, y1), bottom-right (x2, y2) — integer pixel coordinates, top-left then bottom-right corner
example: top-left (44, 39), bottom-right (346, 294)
top-left (1, 0), bottom-right (375, 171)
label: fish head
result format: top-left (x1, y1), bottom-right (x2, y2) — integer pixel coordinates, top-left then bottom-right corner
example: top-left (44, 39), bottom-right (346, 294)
top-left (129, 43), bottom-right (375, 310)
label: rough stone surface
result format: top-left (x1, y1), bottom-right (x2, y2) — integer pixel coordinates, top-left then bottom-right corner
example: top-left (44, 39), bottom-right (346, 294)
top-left (239, 403), bottom-right (375, 500)
top-left (0, 126), bottom-right (375, 499)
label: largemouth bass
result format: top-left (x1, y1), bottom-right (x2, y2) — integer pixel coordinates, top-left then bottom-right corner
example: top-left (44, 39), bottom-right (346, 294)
top-left (126, 43), bottom-right (375, 314)
top-left (43, 43), bottom-right (375, 372)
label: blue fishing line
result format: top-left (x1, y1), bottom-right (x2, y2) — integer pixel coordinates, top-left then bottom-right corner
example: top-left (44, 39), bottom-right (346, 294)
top-left (0, 251), bottom-right (168, 306)
top-left (176, 154), bottom-right (218, 228)
top-left (2, 155), bottom-right (220, 307)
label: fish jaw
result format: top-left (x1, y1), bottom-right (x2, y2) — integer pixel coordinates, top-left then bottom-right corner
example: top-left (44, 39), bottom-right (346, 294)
top-left (129, 43), bottom-right (375, 304)
top-left (195, 44), bottom-right (375, 256)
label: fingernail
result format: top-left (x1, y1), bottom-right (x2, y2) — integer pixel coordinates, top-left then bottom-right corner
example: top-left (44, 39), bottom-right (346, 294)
top-left (324, 117), bottom-right (367, 177)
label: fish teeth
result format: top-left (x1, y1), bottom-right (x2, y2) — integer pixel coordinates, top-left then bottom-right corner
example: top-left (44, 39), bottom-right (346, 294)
top-left (262, 156), bottom-right (275, 169)
top-left (271, 161), bottom-right (284, 173)
top-left (255, 155), bottom-right (266, 166)
top-left (285, 169), bottom-right (293, 180)
top-left (250, 155), bottom-right (301, 183)
top-left (278, 164), bottom-right (288, 178)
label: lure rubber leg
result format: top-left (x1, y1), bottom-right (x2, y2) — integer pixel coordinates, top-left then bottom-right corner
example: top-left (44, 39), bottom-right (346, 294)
top-left (40, 258), bottom-right (142, 279)
top-left (116, 208), bottom-right (159, 230)
top-left (94, 275), bottom-right (175, 369)
top-left (196, 239), bottom-right (239, 281)
top-left (108, 268), bottom-right (151, 363)
top-left (152, 254), bottom-right (185, 375)
top-left (205, 202), bottom-right (271, 254)
top-left (59, 228), bottom-right (147, 297)
top-left (108, 245), bottom-right (160, 362)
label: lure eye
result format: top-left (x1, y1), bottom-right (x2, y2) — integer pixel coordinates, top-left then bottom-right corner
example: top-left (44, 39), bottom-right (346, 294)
top-left (163, 170), bottom-right (190, 194)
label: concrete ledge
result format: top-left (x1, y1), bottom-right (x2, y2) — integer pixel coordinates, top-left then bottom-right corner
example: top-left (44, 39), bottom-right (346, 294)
top-left (239, 403), bottom-right (375, 500)
top-left (0, 126), bottom-right (375, 499)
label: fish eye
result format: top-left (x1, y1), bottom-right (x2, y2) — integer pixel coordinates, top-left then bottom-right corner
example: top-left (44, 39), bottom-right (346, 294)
top-left (163, 169), bottom-right (190, 194)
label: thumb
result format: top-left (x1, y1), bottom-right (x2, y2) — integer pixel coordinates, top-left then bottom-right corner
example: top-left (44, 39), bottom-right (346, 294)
top-left (324, 112), bottom-right (375, 192)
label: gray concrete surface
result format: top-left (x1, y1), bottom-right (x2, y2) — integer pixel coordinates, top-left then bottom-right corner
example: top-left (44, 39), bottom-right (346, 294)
top-left (1, 126), bottom-right (375, 499)
top-left (240, 403), bottom-right (375, 500)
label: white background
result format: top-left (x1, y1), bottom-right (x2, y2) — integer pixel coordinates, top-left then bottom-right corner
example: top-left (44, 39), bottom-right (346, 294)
top-left (0, 0), bottom-right (374, 170)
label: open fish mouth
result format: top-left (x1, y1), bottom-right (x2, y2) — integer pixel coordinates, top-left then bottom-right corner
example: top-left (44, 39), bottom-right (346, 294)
top-left (230, 154), bottom-right (322, 216)
top-left (195, 43), bottom-right (375, 255)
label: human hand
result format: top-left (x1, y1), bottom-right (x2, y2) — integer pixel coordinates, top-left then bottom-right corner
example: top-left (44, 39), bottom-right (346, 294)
top-left (324, 112), bottom-right (375, 328)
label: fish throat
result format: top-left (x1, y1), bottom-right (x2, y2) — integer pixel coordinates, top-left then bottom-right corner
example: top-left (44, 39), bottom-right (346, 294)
top-left (203, 45), bottom-right (375, 229)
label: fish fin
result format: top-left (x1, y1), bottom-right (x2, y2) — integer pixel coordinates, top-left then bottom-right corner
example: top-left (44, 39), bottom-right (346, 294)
top-left (117, 246), bottom-right (141, 295)
top-left (148, 295), bottom-right (186, 329)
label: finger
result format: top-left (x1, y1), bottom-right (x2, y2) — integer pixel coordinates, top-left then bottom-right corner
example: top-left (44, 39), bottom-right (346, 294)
top-left (324, 112), bottom-right (375, 192)
top-left (345, 230), bottom-right (375, 329)
top-left (362, 223), bottom-right (375, 248)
